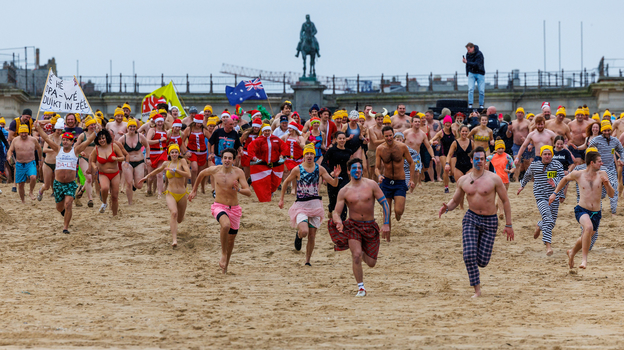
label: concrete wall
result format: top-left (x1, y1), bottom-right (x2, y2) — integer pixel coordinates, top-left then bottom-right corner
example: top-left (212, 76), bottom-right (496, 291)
top-left (2, 79), bottom-right (623, 123)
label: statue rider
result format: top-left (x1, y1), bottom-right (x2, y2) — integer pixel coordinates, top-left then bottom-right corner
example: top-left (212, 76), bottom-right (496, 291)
top-left (296, 14), bottom-right (320, 58)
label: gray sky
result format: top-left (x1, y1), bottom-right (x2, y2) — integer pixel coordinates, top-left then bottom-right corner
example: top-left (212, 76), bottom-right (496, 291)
top-left (5, 0), bottom-right (623, 79)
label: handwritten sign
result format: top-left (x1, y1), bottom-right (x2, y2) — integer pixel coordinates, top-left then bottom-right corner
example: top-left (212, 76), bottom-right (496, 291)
top-left (40, 70), bottom-right (92, 115)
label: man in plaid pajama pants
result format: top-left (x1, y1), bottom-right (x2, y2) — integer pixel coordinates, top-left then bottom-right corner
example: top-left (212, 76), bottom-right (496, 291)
top-left (440, 146), bottom-right (515, 298)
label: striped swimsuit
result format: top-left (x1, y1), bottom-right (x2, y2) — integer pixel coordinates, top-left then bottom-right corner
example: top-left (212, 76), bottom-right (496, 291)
top-left (520, 159), bottom-right (564, 244)
top-left (588, 136), bottom-right (624, 214)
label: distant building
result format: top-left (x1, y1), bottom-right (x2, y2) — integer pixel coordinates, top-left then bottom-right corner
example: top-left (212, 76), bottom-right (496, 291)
top-left (0, 48), bottom-right (56, 96)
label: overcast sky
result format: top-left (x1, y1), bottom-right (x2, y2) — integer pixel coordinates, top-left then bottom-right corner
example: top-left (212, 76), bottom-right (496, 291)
top-left (5, 0), bottom-right (623, 79)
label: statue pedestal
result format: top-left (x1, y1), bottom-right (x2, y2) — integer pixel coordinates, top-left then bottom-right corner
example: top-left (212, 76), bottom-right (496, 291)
top-left (291, 79), bottom-right (326, 114)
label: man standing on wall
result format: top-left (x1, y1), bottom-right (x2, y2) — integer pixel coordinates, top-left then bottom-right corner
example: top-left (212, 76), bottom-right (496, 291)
top-left (462, 42), bottom-right (485, 110)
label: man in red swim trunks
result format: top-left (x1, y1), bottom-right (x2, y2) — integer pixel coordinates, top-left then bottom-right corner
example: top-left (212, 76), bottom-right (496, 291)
top-left (189, 148), bottom-right (251, 274)
top-left (328, 158), bottom-right (390, 297)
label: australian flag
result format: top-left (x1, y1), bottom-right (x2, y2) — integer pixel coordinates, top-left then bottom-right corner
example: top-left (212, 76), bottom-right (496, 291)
top-left (226, 78), bottom-right (268, 106)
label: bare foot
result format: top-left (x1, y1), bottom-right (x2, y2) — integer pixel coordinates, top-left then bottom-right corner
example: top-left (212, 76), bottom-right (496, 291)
top-left (157, 194), bottom-right (162, 200)
top-left (219, 255), bottom-right (228, 274)
top-left (579, 260), bottom-right (587, 269)
top-left (546, 247), bottom-right (553, 256)
top-left (172, 240), bottom-right (177, 248)
top-left (472, 291), bottom-right (481, 298)
top-left (567, 249), bottom-right (574, 269)
top-left (534, 225), bottom-right (541, 239)
top-left (29, 192), bottom-right (36, 201)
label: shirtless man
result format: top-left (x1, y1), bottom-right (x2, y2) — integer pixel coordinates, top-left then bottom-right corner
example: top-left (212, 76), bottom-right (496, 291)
top-left (514, 116), bottom-right (556, 166)
top-left (549, 150), bottom-right (614, 269)
top-left (507, 107), bottom-right (532, 181)
top-left (34, 122), bottom-right (97, 233)
top-left (189, 148), bottom-right (251, 274)
top-left (375, 126), bottom-right (415, 228)
top-left (107, 107), bottom-right (128, 141)
top-left (404, 116), bottom-right (435, 187)
top-left (536, 102), bottom-right (552, 121)
top-left (391, 104), bottom-right (411, 133)
top-left (367, 111), bottom-right (385, 179)
top-left (7, 125), bottom-right (42, 203)
top-left (363, 104), bottom-right (376, 129)
top-left (424, 110), bottom-right (442, 181)
top-left (568, 107), bottom-right (591, 165)
top-left (439, 146), bottom-right (514, 297)
top-left (545, 106), bottom-right (573, 141)
top-left (328, 158), bottom-right (390, 297)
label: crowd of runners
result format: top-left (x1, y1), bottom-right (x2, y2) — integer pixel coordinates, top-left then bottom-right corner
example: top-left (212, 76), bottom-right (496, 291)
top-left (0, 100), bottom-right (622, 298)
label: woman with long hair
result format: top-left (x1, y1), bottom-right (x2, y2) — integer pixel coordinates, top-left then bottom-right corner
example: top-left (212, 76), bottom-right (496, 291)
top-left (468, 114), bottom-right (494, 156)
top-left (89, 130), bottom-right (124, 215)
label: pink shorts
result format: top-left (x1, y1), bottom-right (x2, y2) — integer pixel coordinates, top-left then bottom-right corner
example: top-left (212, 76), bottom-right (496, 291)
top-left (210, 202), bottom-right (242, 230)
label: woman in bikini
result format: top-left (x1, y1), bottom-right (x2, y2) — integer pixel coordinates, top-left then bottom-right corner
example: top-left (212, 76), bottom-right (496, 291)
top-left (38, 118), bottom-right (64, 201)
top-left (139, 143), bottom-right (190, 247)
top-left (119, 119), bottom-right (150, 205)
top-left (468, 114), bottom-right (494, 156)
top-left (89, 130), bottom-right (124, 215)
top-left (303, 117), bottom-right (325, 164)
top-left (430, 115), bottom-right (456, 193)
top-left (75, 117), bottom-right (100, 207)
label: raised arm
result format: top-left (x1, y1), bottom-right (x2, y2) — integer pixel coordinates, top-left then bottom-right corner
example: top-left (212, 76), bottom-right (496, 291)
top-left (34, 122), bottom-right (60, 153)
top-left (319, 163), bottom-right (340, 187)
top-left (373, 182), bottom-right (391, 241)
top-left (75, 130), bottom-right (98, 155)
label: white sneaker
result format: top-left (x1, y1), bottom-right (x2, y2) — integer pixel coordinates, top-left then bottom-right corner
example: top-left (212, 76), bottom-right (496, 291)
top-left (0, 189), bottom-right (2, 194)
top-left (99, 203), bottom-right (107, 213)
top-left (355, 288), bottom-right (367, 297)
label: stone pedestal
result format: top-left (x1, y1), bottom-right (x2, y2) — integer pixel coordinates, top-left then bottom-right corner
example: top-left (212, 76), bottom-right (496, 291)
top-left (291, 78), bottom-right (326, 114)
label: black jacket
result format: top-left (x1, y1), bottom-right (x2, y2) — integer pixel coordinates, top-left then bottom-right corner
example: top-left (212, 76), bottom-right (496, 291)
top-left (465, 45), bottom-right (485, 76)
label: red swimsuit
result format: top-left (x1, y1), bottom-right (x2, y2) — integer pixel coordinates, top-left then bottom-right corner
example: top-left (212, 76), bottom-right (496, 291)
top-left (96, 147), bottom-right (120, 181)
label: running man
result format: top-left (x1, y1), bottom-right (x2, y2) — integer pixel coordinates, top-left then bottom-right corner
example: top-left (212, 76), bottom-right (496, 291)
top-left (588, 121), bottom-right (623, 214)
top-left (507, 107), bottom-right (533, 181)
top-left (439, 146), bottom-right (514, 298)
top-left (517, 145), bottom-right (565, 256)
top-left (375, 126), bottom-right (415, 228)
top-left (514, 115), bottom-right (556, 165)
top-left (328, 158), bottom-right (390, 297)
top-left (278, 144), bottom-right (341, 266)
top-left (189, 148), bottom-right (251, 274)
top-left (549, 149), bottom-right (614, 269)
top-left (34, 121), bottom-right (98, 233)
top-left (7, 124), bottom-right (42, 203)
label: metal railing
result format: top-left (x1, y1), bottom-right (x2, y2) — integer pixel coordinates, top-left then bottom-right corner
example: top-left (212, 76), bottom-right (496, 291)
top-left (12, 63), bottom-right (620, 97)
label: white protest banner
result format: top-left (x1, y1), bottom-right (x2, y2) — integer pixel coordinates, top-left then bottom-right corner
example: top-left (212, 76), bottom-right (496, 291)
top-left (39, 68), bottom-right (93, 115)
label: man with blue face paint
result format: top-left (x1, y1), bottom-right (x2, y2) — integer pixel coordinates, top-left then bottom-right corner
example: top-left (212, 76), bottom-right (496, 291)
top-left (439, 146), bottom-right (514, 298)
top-left (328, 158), bottom-right (390, 297)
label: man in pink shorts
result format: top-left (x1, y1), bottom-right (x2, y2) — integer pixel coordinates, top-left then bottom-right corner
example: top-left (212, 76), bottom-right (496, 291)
top-left (190, 148), bottom-right (251, 274)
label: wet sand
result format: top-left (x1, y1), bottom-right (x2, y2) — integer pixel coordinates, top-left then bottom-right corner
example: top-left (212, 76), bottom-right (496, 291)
top-left (1, 180), bottom-right (624, 349)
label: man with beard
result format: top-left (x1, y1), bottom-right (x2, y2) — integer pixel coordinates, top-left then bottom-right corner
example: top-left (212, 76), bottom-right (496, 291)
top-left (106, 107), bottom-right (127, 141)
top-left (514, 116), bottom-right (556, 166)
top-left (391, 104), bottom-right (411, 133)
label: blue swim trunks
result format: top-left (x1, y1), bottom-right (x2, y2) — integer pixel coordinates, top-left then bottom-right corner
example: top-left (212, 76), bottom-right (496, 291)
top-left (512, 143), bottom-right (534, 161)
top-left (15, 160), bottom-right (36, 183)
top-left (574, 205), bottom-right (601, 232)
top-left (380, 177), bottom-right (408, 199)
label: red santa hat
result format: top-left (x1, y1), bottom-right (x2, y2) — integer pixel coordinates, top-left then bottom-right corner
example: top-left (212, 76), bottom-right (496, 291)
top-left (193, 115), bottom-right (204, 124)
top-left (249, 109), bottom-right (262, 119)
top-left (221, 111), bottom-right (231, 119)
top-left (172, 119), bottom-right (182, 128)
top-left (541, 101), bottom-right (550, 110)
top-left (252, 118), bottom-right (263, 128)
top-left (288, 121), bottom-right (302, 134)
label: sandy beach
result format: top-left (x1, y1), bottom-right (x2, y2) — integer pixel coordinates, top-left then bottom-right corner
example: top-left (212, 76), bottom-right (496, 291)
top-left (1, 179), bottom-right (624, 349)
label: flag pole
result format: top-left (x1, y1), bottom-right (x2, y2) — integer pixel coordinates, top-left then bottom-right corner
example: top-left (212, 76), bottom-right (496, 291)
top-left (171, 81), bottom-right (188, 118)
top-left (35, 68), bottom-right (52, 121)
top-left (74, 75), bottom-right (95, 118)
